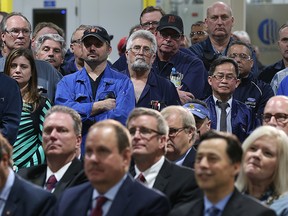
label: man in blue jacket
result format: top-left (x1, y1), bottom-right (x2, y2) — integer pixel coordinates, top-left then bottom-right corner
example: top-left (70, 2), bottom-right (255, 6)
top-left (205, 57), bottom-right (254, 143)
top-left (55, 26), bottom-right (135, 153)
top-left (227, 41), bottom-right (274, 126)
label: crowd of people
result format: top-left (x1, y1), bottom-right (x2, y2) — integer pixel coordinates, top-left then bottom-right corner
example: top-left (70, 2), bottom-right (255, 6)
top-left (0, 1), bottom-right (288, 216)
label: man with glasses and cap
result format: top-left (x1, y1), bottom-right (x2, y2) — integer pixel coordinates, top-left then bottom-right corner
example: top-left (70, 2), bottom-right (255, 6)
top-left (55, 26), bottom-right (135, 154)
top-left (127, 107), bottom-right (200, 208)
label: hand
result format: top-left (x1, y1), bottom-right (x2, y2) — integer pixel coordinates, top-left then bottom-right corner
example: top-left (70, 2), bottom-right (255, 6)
top-left (177, 87), bottom-right (194, 105)
top-left (92, 99), bottom-right (116, 115)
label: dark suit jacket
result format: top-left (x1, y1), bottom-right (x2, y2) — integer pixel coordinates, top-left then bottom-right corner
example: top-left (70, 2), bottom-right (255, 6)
top-left (0, 73), bottom-right (22, 145)
top-left (182, 146), bottom-right (197, 169)
top-left (18, 158), bottom-right (87, 199)
top-left (168, 188), bottom-right (277, 216)
top-left (2, 174), bottom-right (56, 216)
top-left (130, 158), bottom-right (201, 208)
top-left (54, 174), bottom-right (170, 216)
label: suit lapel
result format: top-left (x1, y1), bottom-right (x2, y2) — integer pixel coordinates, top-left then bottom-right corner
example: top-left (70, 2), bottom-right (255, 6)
top-left (106, 175), bottom-right (134, 216)
top-left (3, 176), bottom-right (22, 216)
top-left (53, 158), bottom-right (83, 197)
top-left (222, 189), bottom-right (243, 216)
top-left (153, 159), bottom-right (171, 192)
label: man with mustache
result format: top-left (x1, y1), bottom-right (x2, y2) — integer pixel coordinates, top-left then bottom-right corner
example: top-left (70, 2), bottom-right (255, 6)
top-left (124, 29), bottom-right (180, 110)
top-left (204, 57), bottom-right (254, 142)
top-left (54, 26), bottom-right (135, 154)
top-left (169, 130), bottom-right (277, 216)
top-left (35, 33), bottom-right (67, 75)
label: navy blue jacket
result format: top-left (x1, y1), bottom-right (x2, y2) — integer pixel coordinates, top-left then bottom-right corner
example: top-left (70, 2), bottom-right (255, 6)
top-left (54, 175), bottom-right (170, 216)
top-left (123, 69), bottom-right (180, 109)
top-left (152, 50), bottom-right (207, 99)
top-left (0, 73), bottom-right (22, 145)
top-left (234, 73), bottom-right (274, 126)
top-left (189, 37), bottom-right (259, 77)
top-left (258, 59), bottom-right (285, 83)
top-left (205, 96), bottom-right (254, 143)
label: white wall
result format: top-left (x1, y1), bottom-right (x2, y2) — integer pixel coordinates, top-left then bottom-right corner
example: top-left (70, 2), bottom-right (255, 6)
top-left (13, 0), bottom-right (142, 62)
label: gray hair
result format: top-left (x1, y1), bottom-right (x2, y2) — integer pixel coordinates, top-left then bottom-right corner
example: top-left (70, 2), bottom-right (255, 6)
top-left (126, 29), bottom-right (157, 54)
top-left (35, 33), bottom-right (67, 58)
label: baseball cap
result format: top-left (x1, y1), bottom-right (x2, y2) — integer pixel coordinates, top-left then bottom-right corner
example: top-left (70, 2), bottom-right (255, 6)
top-left (157, 14), bottom-right (184, 34)
top-left (81, 26), bottom-right (111, 44)
top-left (183, 103), bottom-right (210, 119)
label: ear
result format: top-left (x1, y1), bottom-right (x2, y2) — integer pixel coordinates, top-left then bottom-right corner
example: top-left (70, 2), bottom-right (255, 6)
top-left (208, 76), bottom-right (213, 86)
top-left (121, 147), bottom-right (131, 168)
top-left (233, 162), bottom-right (241, 176)
top-left (75, 135), bottom-right (82, 150)
top-left (158, 135), bottom-right (167, 150)
top-left (107, 45), bottom-right (112, 55)
top-left (70, 44), bottom-right (75, 53)
top-left (231, 16), bottom-right (235, 27)
top-left (235, 78), bottom-right (240, 88)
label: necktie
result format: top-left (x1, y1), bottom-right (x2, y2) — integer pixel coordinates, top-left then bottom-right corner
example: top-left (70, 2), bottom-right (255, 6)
top-left (91, 196), bottom-right (108, 216)
top-left (207, 206), bottom-right (220, 216)
top-left (45, 175), bottom-right (57, 191)
top-left (136, 173), bottom-right (146, 183)
top-left (217, 101), bottom-right (228, 131)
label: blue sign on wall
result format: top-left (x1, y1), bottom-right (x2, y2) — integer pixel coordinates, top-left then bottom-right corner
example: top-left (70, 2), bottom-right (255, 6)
top-left (44, 0), bottom-right (56, 8)
top-left (258, 19), bottom-right (278, 45)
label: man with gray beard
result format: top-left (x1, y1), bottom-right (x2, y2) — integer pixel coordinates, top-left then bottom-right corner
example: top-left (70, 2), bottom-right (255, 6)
top-left (124, 29), bottom-right (180, 110)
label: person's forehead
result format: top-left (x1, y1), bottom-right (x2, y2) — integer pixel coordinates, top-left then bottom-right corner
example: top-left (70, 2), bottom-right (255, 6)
top-left (198, 138), bottom-right (227, 155)
top-left (141, 11), bottom-right (162, 23)
top-left (279, 27), bottom-right (288, 38)
top-left (129, 115), bottom-right (157, 126)
top-left (191, 25), bottom-right (205, 31)
top-left (265, 98), bottom-right (288, 112)
top-left (215, 62), bottom-right (236, 73)
top-left (36, 27), bottom-right (58, 38)
top-left (228, 44), bottom-right (250, 54)
top-left (45, 112), bottom-right (73, 125)
top-left (132, 37), bottom-right (151, 46)
top-left (6, 15), bottom-right (29, 27)
top-left (208, 4), bottom-right (231, 16)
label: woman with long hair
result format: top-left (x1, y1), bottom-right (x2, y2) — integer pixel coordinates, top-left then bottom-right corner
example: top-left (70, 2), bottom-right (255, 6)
top-left (4, 48), bottom-right (52, 170)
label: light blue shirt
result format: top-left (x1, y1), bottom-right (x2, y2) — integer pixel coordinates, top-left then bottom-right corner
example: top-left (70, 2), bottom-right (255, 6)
top-left (204, 192), bottom-right (233, 216)
top-left (88, 174), bottom-right (127, 216)
top-left (0, 168), bottom-right (15, 215)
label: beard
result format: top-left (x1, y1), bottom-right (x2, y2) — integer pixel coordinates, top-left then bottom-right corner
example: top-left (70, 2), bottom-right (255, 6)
top-left (131, 58), bottom-right (150, 73)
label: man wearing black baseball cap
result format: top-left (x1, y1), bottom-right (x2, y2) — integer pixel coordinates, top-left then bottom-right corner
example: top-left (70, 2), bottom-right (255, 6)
top-left (153, 14), bottom-right (207, 103)
top-left (55, 26), bottom-right (135, 154)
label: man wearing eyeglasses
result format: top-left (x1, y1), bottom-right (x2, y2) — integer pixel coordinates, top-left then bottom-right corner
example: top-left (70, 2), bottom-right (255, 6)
top-left (263, 96), bottom-right (288, 135)
top-left (0, 12), bottom-right (62, 102)
top-left (55, 26), bottom-right (135, 155)
top-left (153, 14), bottom-right (207, 102)
top-left (124, 29), bottom-right (180, 110)
top-left (228, 41), bottom-right (274, 126)
top-left (127, 107), bottom-right (200, 208)
top-left (190, 21), bottom-right (208, 45)
top-left (205, 57), bottom-right (254, 142)
top-left (161, 106), bottom-right (198, 169)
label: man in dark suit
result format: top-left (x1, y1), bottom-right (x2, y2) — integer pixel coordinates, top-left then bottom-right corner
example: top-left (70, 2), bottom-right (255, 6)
top-left (18, 106), bottom-right (87, 199)
top-left (0, 73), bottom-right (22, 145)
top-left (0, 133), bottom-right (56, 216)
top-left (161, 105), bottom-right (197, 168)
top-left (169, 130), bottom-right (276, 216)
top-left (54, 119), bottom-right (170, 216)
top-left (127, 107), bottom-right (200, 208)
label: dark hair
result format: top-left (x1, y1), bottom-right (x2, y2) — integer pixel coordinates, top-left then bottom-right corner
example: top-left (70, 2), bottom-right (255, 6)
top-left (199, 130), bottom-right (243, 164)
top-left (191, 21), bottom-right (205, 28)
top-left (279, 23), bottom-right (288, 34)
top-left (140, 6), bottom-right (166, 24)
top-left (228, 40), bottom-right (252, 56)
top-left (208, 56), bottom-right (239, 77)
top-left (4, 48), bottom-right (39, 107)
top-left (1, 12), bottom-right (31, 32)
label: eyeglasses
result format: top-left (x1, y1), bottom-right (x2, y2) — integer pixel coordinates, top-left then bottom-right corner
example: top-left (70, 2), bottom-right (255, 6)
top-left (190, 31), bottom-right (206, 37)
top-left (228, 53), bottom-right (251, 61)
top-left (262, 113), bottom-right (288, 123)
top-left (71, 39), bottom-right (81, 44)
top-left (212, 74), bottom-right (237, 81)
top-left (5, 28), bottom-right (31, 37)
top-left (129, 45), bottom-right (153, 56)
top-left (159, 31), bottom-right (181, 40)
top-left (128, 126), bottom-right (163, 138)
top-left (141, 21), bottom-right (159, 29)
top-left (169, 127), bottom-right (187, 137)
